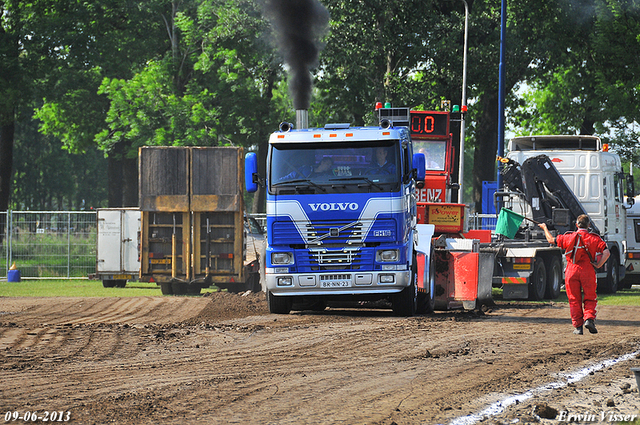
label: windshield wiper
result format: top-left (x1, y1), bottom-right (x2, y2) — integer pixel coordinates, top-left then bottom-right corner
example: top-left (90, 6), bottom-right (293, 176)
top-left (329, 176), bottom-right (385, 190)
top-left (272, 178), bottom-right (326, 192)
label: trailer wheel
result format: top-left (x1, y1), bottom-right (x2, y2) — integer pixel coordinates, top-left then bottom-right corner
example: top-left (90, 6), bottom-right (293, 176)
top-left (267, 289), bottom-right (292, 314)
top-left (115, 280), bottom-right (127, 288)
top-left (529, 259), bottom-right (546, 301)
top-left (392, 260), bottom-right (417, 316)
top-left (598, 252), bottom-right (619, 294)
top-left (544, 256), bottom-right (562, 299)
top-left (172, 281), bottom-right (188, 295)
top-left (160, 282), bottom-right (173, 295)
top-left (102, 280), bottom-right (116, 288)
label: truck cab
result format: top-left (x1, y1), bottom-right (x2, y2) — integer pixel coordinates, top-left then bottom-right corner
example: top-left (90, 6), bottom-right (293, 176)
top-left (247, 120), bottom-right (426, 316)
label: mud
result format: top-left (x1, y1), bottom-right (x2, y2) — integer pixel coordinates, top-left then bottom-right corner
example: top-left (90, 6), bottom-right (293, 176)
top-left (1, 292), bottom-right (639, 424)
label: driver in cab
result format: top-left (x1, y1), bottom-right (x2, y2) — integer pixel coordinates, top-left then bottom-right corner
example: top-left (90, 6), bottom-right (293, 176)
top-left (367, 147), bottom-right (395, 175)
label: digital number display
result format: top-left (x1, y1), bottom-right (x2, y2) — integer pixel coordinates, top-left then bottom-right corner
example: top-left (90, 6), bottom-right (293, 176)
top-left (410, 111), bottom-right (449, 139)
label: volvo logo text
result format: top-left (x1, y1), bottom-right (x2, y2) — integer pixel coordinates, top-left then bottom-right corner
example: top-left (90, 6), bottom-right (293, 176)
top-left (309, 202), bottom-right (359, 212)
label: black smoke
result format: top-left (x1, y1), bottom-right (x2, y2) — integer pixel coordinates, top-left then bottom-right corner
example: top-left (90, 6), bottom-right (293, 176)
top-left (264, 0), bottom-right (329, 110)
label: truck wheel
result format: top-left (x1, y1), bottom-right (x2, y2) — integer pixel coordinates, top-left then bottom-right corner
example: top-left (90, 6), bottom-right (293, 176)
top-left (392, 263), bottom-right (417, 316)
top-left (267, 289), bottom-right (292, 314)
top-left (115, 280), bottom-right (127, 288)
top-left (102, 280), bottom-right (116, 288)
top-left (544, 256), bottom-right (562, 299)
top-left (599, 253), bottom-right (619, 294)
top-left (529, 259), bottom-right (546, 301)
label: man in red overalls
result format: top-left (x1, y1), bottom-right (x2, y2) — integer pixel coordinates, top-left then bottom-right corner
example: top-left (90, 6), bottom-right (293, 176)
top-left (539, 214), bottom-right (610, 335)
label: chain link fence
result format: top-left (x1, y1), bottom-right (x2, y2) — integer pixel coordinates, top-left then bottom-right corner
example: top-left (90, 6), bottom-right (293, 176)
top-left (1, 211), bottom-right (97, 280)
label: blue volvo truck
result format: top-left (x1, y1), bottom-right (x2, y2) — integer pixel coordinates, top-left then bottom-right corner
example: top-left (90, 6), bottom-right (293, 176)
top-left (245, 110), bottom-right (432, 316)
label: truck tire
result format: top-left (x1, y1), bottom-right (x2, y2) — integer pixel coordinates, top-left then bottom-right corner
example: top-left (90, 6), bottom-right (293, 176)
top-left (544, 256), bottom-right (562, 299)
top-left (102, 280), bottom-right (116, 288)
top-left (267, 289), bottom-right (292, 314)
top-left (599, 252), bottom-right (619, 294)
top-left (620, 278), bottom-right (632, 290)
top-left (529, 259), bottom-right (546, 301)
top-left (115, 280), bottom-right (127, 288)
top-left (392, 262), bottom-right (417, 316)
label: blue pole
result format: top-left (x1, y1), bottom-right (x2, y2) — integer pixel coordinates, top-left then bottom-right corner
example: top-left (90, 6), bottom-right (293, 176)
top-left (497, 0), bottom-right (507, 197)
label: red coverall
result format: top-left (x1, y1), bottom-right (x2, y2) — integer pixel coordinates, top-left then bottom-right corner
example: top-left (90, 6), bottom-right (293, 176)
top-left (555, 229), bottom-right (607, 328)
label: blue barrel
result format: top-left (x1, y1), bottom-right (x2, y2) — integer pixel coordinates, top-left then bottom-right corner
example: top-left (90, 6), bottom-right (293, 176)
top-left (7, 269), bottom-right (21, 282)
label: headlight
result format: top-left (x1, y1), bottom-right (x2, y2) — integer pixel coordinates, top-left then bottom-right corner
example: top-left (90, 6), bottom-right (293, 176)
top-left (272, 252), bottom-right (294, 265)
top-left (277, 276), bottom-right (293, 286)
top-left (379, 274), bottom-right (395, 283)
top-left (376, 249), bottom-right (399, 262)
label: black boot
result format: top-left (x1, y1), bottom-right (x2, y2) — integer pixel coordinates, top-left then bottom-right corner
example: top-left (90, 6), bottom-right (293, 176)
top-left (584, 319), bottom-right (598, 334)
top-left (573, 326), bottom-right (583, 335)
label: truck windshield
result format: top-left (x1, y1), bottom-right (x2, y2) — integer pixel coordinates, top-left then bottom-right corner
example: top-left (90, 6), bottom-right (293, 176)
top-left (413, 140), bottom-right (446, 171)
top-left (270, 141), bottom-right (401, 193)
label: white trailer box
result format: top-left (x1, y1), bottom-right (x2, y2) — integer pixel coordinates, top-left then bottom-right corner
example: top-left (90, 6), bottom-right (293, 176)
top-left (624, 195), bottom-right (640, 288)
top-left (96, 208), bottom-right (141, 288)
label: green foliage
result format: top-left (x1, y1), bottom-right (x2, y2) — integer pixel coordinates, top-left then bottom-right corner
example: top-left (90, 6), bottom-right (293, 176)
top-left (97, 61), bottom-right (221, 150)
top-left (12, 109), bottom-right (107, 210)
top-left (316, 0), bottom-right (452, 126)
top-left (511, 0), bottom-right (640, 159)
top-left (2, 0), bottom-right (640, 210)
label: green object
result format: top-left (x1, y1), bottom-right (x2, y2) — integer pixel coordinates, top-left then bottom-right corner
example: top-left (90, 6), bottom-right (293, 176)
top-left (452, 105), bottom-right (460, 112)
top-left (384, 102), bottom-right (391, 108)
top-left (495, 208), bottom-right (526, 239)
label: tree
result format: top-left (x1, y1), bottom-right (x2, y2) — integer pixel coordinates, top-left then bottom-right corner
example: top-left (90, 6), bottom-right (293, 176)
top-left (512, 0), bottom-right (640, 167)
top-left (32, 0), bottom-right (173, 207)
top-left (315, 0), bottom-right (574, 211)
top-left (95, 0), bottom-right (285, 212)
top-left (0, 0), bottom-right (25, 241)
top-left (11, 111), bottom-right (107, 210)
top-left (316, 0), bottom-right (453, 126)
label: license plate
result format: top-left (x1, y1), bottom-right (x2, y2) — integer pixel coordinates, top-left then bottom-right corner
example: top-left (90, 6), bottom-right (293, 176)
top-left (113, 274), bottom-right (132, 280)
top-left (321, 280), bottom-right (350, 288)
top-left (150, 259), bottom-right (171, 264)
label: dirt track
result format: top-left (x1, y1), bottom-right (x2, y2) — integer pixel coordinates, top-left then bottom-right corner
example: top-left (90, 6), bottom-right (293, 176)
top-left (1, 293), bottom-right (639, 425)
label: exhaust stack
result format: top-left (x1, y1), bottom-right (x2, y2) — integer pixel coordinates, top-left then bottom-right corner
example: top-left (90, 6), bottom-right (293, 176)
top-left (296, 109), bottom-right (309, 130)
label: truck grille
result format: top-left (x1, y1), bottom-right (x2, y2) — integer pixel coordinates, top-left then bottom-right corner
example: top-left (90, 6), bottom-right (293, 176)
top-left (295, 246), bottom-right (373, 271)
top-left (305, 220), bottom-right (364, 244)
top-left (309, 247), bottom-right (360, 265)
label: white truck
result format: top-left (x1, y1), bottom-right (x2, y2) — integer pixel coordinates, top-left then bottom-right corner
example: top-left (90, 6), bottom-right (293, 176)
top-left (95, 208), bottom-right (141, 288)
top-left (503, 135), bottom-right (633, 294)
top-left (624, 195), bottom-right (640, 288)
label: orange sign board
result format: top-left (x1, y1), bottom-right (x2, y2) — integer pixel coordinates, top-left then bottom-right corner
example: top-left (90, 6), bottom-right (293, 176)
top-left (418, 203), bottom-right (465, 233)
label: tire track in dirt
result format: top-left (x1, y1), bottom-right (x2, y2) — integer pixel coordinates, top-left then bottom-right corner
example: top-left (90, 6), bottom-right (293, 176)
top-left (0, 297), bottom-right (211, 326)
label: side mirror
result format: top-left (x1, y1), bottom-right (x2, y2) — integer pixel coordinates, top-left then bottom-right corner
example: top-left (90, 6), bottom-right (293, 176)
top-left (245, 152), bottom-right (258, 193)
top-left (413, 153), bottom-right (426, 183)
